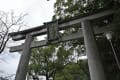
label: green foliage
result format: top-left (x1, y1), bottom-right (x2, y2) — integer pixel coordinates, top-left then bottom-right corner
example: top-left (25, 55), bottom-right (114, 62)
top-left (29, 45), bottom-right (56, 72)
top-left (53, 0), bottom-right (116, 20)
top-left (53, 0), bottom-right (120, 80)
top-left (29, 43), bottom-right (90, 80)
top-left (57, 46), bottom-right (70, 62)
top-left (29, 45), bottom-right (72, 79)
top-left (55, 60), bottom-right (89, 80)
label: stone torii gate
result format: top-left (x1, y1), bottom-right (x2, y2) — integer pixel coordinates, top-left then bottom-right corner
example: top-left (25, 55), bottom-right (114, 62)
top-left (9, 9), bottom-right (114, 80)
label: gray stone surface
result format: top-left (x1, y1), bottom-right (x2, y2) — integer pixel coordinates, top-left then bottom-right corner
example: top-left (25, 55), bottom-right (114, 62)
top-left (82, 20), bottom-right (106, 80)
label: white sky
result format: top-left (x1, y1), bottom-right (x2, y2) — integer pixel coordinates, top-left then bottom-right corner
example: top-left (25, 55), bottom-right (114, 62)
top-left (0, 0), bottom-right (55, 28)
top-left (0, 0), bottom-right (56, 79)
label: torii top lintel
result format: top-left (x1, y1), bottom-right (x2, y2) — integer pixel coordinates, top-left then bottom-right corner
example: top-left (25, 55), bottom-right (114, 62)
top-left (9, 8), bottom-right (114, 41)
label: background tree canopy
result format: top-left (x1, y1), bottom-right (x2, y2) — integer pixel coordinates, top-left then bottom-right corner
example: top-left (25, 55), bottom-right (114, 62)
top-left (29, 45), bottom-right (89, 80)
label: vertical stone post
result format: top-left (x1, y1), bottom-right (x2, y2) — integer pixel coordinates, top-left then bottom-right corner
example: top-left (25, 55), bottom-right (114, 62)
top-left (81, 20), bottom-right (106, 80)
top-left (15, 34), bottom-right (32, 80)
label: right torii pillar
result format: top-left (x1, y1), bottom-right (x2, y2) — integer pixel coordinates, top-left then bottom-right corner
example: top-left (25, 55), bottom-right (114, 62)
top-left (82, 20), bottom-right (106, 80)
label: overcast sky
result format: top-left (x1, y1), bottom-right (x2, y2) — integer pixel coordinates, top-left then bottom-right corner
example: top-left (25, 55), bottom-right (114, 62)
top-left (0, 0), bottom-right (55, 79)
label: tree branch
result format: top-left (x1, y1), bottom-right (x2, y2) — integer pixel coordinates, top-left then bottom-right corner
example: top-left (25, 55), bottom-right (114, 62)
top-left (0, 11), bottom-right (26, 54)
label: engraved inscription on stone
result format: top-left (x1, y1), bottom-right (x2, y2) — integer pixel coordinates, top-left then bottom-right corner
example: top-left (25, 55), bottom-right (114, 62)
top-left (46, 21), bottom-right (59, 41)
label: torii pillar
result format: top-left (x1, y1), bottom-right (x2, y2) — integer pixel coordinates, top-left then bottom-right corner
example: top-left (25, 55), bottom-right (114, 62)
top-left (81, 20), bottom-right (106, 80)
top-left (15, 34), bottom-right (33, 80)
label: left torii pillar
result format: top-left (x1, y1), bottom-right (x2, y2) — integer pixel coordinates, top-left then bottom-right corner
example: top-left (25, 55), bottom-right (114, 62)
top-left (15, 34), bottom-right (32, 80)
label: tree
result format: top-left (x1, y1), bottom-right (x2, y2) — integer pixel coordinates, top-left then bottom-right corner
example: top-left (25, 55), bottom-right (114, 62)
top-left (53, 0), bottom-right (115, 20)
top-left (28, 45), bottom-right (72, 80)
top-left (53, 0), bottom-right (120, 80)
top-left (28, 46), bottom-right (56, 80)
top-left (55, 60), bottom-right (90, 80)
top-left (0, 11), bottom-right (26, 54)
top-left (28, 42), bottom-right (90, 80)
